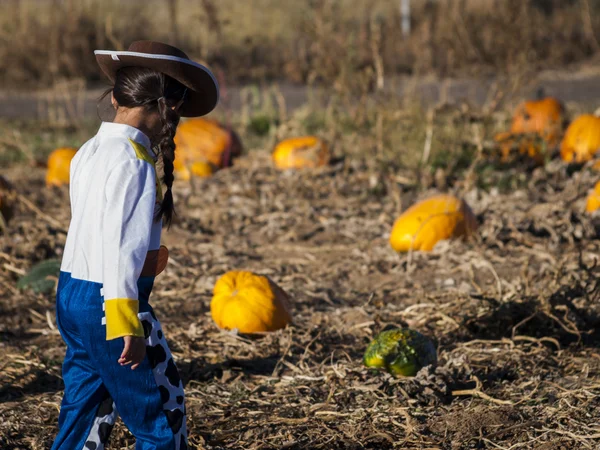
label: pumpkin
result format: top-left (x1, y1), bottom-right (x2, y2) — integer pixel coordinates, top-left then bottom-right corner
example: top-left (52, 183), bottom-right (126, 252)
top-left (364, 328), bottom-right (437, 377)
top-left (174, 118), bottom-right (242, 180)
top-left (509, 97), bottom-right (564, 141)
top-left (190, 160), bottom-right (216, 178)
top-left (495, 97), bottom-right (564, 162)
top-left (389, 194), bottom-right (477, 252)
top-left (211, 271), bottom-right (292, 333)
top-left (46, 147), bottom-right (77, 186)
top-left (272, 136), bottom-right (330, 170)
top-left (560, 114), bottom-right (600, 163)
top-left (585, 181), bottom-right (600, 213)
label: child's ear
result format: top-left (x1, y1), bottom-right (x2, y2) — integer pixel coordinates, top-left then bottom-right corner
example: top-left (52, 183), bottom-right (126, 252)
top-left (111, 91), bottom-right (118, 110)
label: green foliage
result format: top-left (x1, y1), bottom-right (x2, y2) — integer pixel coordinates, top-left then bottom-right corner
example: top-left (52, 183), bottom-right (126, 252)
top-left (17, 259), bottom-right (61, 294)
top-left (430, 144), bottom-right (477, 173)
top-left (247, 114), bottom-right (273, 136)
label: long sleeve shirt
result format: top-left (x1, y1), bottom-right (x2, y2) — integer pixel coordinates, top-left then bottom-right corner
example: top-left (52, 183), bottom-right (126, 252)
top-left (60, 122), bottom-right (163, 340)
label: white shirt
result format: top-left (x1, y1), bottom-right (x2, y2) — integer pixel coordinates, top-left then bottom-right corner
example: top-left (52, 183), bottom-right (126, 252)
top-left (61, 122), bottom-right (163, 339)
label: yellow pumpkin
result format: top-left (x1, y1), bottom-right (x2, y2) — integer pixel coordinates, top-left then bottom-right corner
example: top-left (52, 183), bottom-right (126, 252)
top-left (190, 160), bottom-right (215, 178)
top-left (174, 118), bottom-right (242, 180)
top-left (46, 147), bottom-right (77, 186)
top-left (0, 175), bottom-right (15, 226)
top-left (495, 97), bottom-right (564, 162)
top-left (390, 194), bottom-right (477, 252)
top-left (211, 271), bottom-right (292, 333)
top-left (560, 115), bottom-right (600, 163)
top-left (272, 136), bottom-right (330, 170)
top-left (585, 181), bottom-right (600, 213)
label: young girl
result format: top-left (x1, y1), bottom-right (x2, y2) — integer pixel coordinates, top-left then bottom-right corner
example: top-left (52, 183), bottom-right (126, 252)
top-left (52, 41), bottom-right (218, 450)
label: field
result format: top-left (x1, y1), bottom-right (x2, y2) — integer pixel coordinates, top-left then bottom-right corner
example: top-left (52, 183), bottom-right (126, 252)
top-left (2, 89), bottom-right (600, 449)
top-left (2, 0), bottom-right (600, 89)
top-left (3, 0), bottom-right (600, 449)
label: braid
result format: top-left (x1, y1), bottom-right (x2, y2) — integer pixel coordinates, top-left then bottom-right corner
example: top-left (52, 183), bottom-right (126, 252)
top-left (108, 66), bottom-right (187, 226)
top-left (156, 96), bottom-right (180, 227)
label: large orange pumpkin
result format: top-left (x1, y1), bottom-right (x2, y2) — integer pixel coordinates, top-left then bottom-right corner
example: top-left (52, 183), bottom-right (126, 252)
top-left (495, 97), bottom-right (564, 162)
top-left (272, 136), bottom-right (330, 170)
top-left (46, 147), bottom-right (77, 186)
top-left (211, 271), bottom-right (292, 333)
top-left (174, 118), bottom-right (242, 181)
top-left (560, 115), bottom-right (600, 163)
top-left (390, 194), bottom-right (477, 252)
top-left (586, 181), bottom-right (600, 213)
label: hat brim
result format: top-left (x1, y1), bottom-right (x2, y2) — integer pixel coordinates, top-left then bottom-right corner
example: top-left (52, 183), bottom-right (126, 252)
top-left (95, 50), bottom-right (219, 117)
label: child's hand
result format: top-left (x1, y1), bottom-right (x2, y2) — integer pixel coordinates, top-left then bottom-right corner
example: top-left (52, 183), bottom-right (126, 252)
top-left (119, 335), bottom-right (146, 370)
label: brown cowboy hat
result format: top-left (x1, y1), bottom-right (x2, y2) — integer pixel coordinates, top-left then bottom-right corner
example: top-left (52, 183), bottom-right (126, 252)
top-left (95, 40), bottom-right (219, 117)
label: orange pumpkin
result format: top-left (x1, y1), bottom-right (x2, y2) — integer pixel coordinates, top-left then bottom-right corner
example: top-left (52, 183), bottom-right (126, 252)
top-left (272, 136), bottom-right (330, 170)
top-left (586, 181), bottom-right (600, 213)
top-left (390, 195), bottom-right (477, 252)
top-left (174, 118), bottom-right (242, 180)
top-left (495, 97), bottom-right (564, 162)
top-left (509, 97), bottom-right (564, 141)
top-left (0, 175), bottom-right (15, 226)
top-left (560, 115), bottom-right (600, 163)
top-left (211, 271), bottom-right (292, 333)
top-left (46, 147), bottom-right (77, 186)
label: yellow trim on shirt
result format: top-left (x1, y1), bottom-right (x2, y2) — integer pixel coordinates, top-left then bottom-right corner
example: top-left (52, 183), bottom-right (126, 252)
top-left (128, 138), bottom-right (163, 202)
top-left (105, 298), bottom-right (144, 340)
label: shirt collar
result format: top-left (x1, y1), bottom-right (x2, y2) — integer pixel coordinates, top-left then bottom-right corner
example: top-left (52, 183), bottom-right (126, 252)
top-left (98, 122), bottom-right (154, 157)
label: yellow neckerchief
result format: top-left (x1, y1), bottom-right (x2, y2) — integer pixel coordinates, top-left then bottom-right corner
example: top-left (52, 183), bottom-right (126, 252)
top-left (128, 138), bottom-right (163, 202)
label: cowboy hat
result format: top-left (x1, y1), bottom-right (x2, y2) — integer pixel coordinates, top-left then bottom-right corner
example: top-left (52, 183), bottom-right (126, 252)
top-left (95, 40), bottom-right (219, 117)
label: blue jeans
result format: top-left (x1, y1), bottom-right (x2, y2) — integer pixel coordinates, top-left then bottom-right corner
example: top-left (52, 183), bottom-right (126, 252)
top-left (52, 272), bottom-right (187, 450)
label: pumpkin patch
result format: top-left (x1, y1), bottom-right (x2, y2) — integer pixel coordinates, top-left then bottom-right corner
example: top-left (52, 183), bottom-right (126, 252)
top-left (46, 147), bottom-right (77, 186)
top-left (210, 271), bottom-right (292, 334)
top-left (272, 136), bottom-right (330, 170)
top-left (389, 194), bottom-right (477, 252)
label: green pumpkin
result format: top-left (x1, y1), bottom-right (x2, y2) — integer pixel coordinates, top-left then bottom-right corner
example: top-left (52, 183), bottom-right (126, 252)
top-left (363, 328), bottom-right (437, 377)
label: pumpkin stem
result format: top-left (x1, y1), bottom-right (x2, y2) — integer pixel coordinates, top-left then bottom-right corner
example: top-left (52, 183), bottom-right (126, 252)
top-left (535, 87), bottom-right (545, 100)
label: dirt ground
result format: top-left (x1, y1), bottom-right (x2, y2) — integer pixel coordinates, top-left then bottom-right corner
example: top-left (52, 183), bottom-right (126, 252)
top-left (1, 150), bottom-right (600, 449)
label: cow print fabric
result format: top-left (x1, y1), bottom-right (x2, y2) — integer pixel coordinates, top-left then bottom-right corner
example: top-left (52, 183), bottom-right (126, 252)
top-left (139, 311), bottom-right (187, 449)
top-left (83, 393), bottom-right (117, 450)
top-left (83, 312), bottom-right (187, 449)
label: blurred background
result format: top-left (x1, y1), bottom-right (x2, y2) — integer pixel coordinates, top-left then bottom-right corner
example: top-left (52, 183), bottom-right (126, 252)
top-left (2, 0), bottom-right (599, 88)
top-left (3, 0), bottom-right (600, 164)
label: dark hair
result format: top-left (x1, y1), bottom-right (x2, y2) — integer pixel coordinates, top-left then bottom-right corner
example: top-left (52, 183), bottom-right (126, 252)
top-left (105, 66), bottom-right (187, 226)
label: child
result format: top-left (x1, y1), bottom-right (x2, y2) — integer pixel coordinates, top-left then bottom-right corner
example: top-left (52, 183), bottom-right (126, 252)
top-left (52, 41), bottom-right (218, 450)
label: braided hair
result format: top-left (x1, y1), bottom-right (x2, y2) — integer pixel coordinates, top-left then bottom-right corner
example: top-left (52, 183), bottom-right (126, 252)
top-left (110, 67), bottom-right (187, 226)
